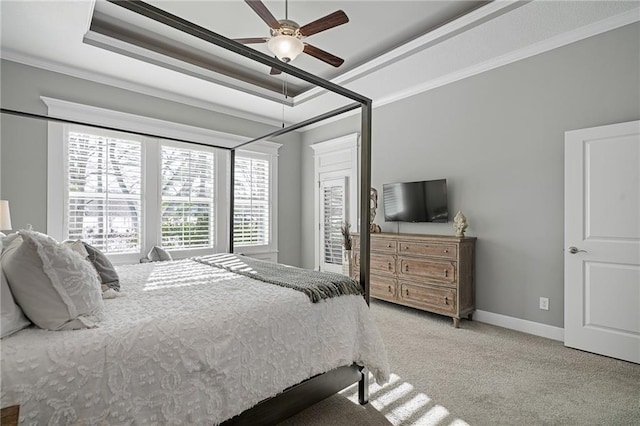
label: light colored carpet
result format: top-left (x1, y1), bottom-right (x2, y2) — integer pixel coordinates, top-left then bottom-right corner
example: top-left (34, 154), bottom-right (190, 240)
top-left (279, 299), bottom-right (640, 426)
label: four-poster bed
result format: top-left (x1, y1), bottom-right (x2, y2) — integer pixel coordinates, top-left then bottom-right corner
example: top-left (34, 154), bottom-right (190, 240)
top-left (0, 0), bottom-right (379, 424)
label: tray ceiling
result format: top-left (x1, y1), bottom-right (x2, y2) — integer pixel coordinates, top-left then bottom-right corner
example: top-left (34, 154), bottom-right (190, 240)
top-left (1, 1), bottom-right (638, 127)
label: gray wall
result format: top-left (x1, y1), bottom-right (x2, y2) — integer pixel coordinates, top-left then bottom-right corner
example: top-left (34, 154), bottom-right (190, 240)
top-left (300, 23), bottom-right (640, 328)
top-left (0, 59), bottom-right (302, 266)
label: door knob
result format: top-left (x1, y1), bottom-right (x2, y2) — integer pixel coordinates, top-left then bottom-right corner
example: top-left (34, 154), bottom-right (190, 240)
top-left (568, 246), bottom-right (587, 254)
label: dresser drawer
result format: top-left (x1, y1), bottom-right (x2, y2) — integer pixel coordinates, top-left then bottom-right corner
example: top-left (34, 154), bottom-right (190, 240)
top-left (399, 282), bottom-right (456, 314)
top-left (353, 252), bottom-right (396, 274)
top-left (398, 241), bottom-right (457, 260)
top-left (371, 275), bottom-right (397, 301)
top-left (399, 257), bottom-right (456, 285)
top-left (352, 238), bottom-right (396, 253)
top-left (371, 238), bottom-right (397, 253)
top-left (371, 253), bottom-right (396, 275)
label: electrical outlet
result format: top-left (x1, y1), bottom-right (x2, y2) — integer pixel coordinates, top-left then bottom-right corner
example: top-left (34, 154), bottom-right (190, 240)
top-left (539, 297), bottom-right (549, 311)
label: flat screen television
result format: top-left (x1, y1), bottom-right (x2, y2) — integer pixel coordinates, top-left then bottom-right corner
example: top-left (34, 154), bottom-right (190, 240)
top-left (383, 179), bottom-right (449, 223)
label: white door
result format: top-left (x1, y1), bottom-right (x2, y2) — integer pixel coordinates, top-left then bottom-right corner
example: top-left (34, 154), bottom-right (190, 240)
top-left (320, 177), bottom-right (346, 273)
top-left (564, 120), bottom-right (640, 363)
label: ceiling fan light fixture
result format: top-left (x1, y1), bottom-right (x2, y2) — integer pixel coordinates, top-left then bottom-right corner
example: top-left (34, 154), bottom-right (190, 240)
top-left (268, 34), bottom-right (304, 63)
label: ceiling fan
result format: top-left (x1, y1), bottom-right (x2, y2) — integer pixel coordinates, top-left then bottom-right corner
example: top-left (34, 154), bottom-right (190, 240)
top-left (235, 0), bottom-right (349, 75)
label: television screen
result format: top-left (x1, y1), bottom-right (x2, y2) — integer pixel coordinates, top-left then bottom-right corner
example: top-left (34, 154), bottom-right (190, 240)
top-left (383, 179), bottom-right (449, 223)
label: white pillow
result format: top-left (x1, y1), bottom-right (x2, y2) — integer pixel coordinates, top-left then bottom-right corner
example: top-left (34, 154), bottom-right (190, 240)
top-left (148, 245), bottom-right (172, 262)
top-left (2, 230), bottom-right (104, 331)
top-left (1, 234), bottom-right (31, 338)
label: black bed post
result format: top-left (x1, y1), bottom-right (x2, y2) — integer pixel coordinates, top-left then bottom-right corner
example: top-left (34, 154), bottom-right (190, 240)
top-left (359, 101), bottom-right (372, 307)
top-left (358, 100), bottom-right (373, 406)
top-left (229, 149), bottom-right (235, 254)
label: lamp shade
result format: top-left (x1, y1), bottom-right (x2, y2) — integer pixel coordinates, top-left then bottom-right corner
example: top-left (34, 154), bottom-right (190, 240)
top-left (268, 35), bottom-right (304, 63)
top-left (0, 200), bottom-right (12, 231)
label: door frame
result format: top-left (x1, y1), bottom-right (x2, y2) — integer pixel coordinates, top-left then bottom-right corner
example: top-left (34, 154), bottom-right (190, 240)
top-left (311, 133), bottom-right (359, 271)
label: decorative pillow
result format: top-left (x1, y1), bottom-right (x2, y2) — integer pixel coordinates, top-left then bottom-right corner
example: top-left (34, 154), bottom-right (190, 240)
top-left (81, 242), bottom-right (120, 292)
top-left (147, 246), bottom-right (172, 262)
top-left (1, 230), bottom-right (104, 331)
top-left (63, 240), bottom-right (89, 258)
top-left (1, 235), bottom-right (31, 338)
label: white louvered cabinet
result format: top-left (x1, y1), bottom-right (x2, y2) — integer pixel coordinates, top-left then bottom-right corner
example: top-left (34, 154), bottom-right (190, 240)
top-left (352, 233), bottom-right (476, 328)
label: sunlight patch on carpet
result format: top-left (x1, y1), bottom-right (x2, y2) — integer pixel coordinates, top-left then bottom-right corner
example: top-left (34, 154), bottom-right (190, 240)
top-left (340, 373), bottom-right (470, 426)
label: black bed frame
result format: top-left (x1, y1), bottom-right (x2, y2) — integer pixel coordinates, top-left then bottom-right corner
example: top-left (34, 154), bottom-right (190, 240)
top-left (1, 1), bottom-right (373, 424)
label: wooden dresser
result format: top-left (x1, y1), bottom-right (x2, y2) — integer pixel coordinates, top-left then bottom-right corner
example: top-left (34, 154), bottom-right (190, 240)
top-left (351, 233), bottom-right (476, 327)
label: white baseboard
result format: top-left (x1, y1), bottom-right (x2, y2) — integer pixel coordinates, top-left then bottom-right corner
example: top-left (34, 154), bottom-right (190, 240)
top-left (474, 310), bottom-right (564, 342)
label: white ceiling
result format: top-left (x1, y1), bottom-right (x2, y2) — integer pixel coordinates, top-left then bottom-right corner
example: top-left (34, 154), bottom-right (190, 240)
top-left (1, 0), bottom-right (639, 128)
top-left (85, 0), bottom-right (486, 101)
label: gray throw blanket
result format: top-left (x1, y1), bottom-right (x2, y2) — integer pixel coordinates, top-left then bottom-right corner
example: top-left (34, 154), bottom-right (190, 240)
top-left (193, 253), bottom-right (362, 303)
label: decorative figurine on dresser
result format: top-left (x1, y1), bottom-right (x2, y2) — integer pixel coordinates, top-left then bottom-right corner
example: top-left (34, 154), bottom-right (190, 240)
top-left (351, 231), bottom-right (476, 328)
top-left (369, 187), bottom-right (382, 233)
top-left (453, 211), bottom-right (468, 237)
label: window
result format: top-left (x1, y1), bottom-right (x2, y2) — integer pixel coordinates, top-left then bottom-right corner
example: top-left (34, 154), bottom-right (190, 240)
top-left (234, 155), bottom-right (269, 247)
top-left (45, 97), bottom-right (281, 263)
top-left (320, 178), bottom-right (346, 273)
top-left (161, 145), bottom-right (215, 249)
top-left (67, 131), bottom-right (142, 254)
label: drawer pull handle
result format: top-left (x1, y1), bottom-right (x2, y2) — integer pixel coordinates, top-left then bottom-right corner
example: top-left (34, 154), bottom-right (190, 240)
top-left (404, 264), bottom-right (409, 272)
top-left (405, 289), bottom-right (409, 296)
top-left (388, 285), bottom-right (392, 293)
top-left (404, 246), bottom-right (409, 250)
top-left (444, 270), bottom-right (448, 277)
top-left (444, 249), bottom-right (449, 253)
top-left (388, 262), bottom-right (392, 270)
top-left (444, 296), bottom-right (448, 305)
top-left (387, 243), bottom-right (392, 248)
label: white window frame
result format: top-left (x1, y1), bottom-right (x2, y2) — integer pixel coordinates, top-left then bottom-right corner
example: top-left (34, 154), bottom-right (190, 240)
top-left (44, 97), bottom-right (279, 264)
top-left (61, 124), bottom-right (148, 264)
top-left (311, 133), bottom-right (360, 271)
top-left (158, 139), bottom-right (219, 259)
top-left (235, 141), bottom-right (281, 262)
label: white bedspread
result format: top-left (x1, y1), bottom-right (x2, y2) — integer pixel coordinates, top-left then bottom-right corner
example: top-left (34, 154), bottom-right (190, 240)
top-left (1, 259), bottom-right (389, 425)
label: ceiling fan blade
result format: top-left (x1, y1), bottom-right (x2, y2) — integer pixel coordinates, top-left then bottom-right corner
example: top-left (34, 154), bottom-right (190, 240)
top-left (244, 0), bottom-right (281, 30)
top-left (303, 44), bottom-right (344, 67)
top-left (270, 67), bottom-right (282, 76)
top-left (233, 37), bottom-right (269, 44)
top-left (299, 10), bottom-right (348, 37)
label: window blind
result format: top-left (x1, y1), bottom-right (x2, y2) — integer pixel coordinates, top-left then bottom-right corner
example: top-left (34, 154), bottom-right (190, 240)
top-left (234, 156), bottom-right (269, 247)
top-left (323, 184), bottom-right (344, 265)
top-left (67, 132), bottom-right (142, 254)
top-left (161, 145), bottom-right (215, 249)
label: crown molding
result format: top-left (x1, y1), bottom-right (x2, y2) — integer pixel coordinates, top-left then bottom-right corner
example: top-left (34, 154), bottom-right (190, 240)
top-left (82, 29), bottom-right (296, 107)
top-left (1, 49), bottom-right (284, 128)
top-left (374, 6), bottom-right (640, 111)
top-left (300, 7), bottom-right (640, 132)
top-left (293, 0), bottom-right (521, 106)
top-left (3, 3), bottom-right (637, 133)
